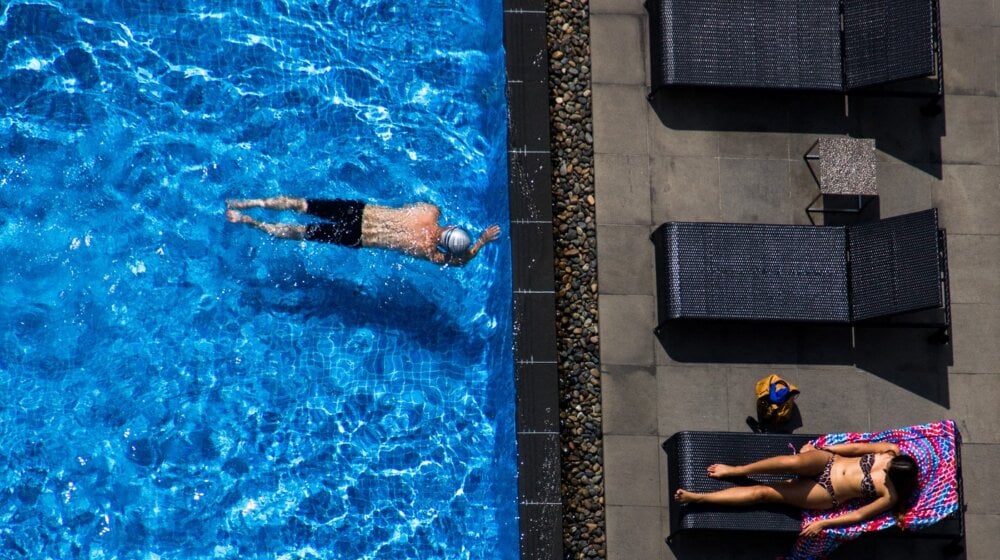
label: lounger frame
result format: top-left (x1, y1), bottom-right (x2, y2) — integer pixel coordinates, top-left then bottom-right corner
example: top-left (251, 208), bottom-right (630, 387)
top-left (651, 209), bottom-right (951, 340)
top-left (646, 0), bottom-right (944, 100)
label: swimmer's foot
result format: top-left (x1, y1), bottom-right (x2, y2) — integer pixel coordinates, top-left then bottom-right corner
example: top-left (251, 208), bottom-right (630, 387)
top-left (707, 464), bottom-right (741, 478)
top-left (226, 209), bottom-right (253, 224)
top-left (226, 199), bottom-right (254, 210)
top-left (673, 489), bottom-right (702, 504)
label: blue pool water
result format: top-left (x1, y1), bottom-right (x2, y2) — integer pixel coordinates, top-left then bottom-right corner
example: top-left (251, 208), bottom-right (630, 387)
top-left (0, 1), bottom-right (516, 558)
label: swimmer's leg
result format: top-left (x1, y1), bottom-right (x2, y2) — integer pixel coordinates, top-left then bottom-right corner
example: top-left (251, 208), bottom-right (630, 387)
top-left (226, 196), bottom-right (307, 213)
top-left (226, 210), bottom-right (306, 240)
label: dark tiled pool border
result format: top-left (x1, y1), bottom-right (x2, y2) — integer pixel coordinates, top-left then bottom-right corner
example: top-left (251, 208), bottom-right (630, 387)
top-left (503, 1), bottom-right (564, 558)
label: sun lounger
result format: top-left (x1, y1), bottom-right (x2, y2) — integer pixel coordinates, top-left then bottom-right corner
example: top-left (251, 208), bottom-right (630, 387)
top-left (650, 209), bottom-right (951, 339)
top-left (646, 0), bottom-right (943, 96)
top-left (663, 421), bottom-right (965, 557)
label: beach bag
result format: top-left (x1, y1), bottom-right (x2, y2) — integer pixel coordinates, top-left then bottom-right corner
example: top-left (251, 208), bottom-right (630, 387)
top-left (754, 374), bottom-right (799, 428)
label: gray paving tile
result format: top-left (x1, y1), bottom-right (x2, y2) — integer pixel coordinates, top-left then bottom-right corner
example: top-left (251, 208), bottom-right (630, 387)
top-left (964, 514), bottom-right (1000, 560)
top-left (598, 294), bottom-right (655, 366)
top-left (604, 435), bottom-right (662, 506)
top-left (649, 156), bottom-right (722, 223)
top-left (865, 373), bottom-right (951, 432)
top-left (943, 26), bottom-right (1000, 96)
top-left (593, 84), bottom-right (650, 156)
top-left (941, 0), bottom-right (1000, 27)
top-left (769, 366), bottom-right (870, 434)
top-left (853, 325), bottom-right (953, 403)
top-left (933, 164), bottom-right (1000, 235)
top-left (602, 365), bottom-right (658, 436)
top-left (590, 0), bottom-right (647, 15)
top-left (950, 303), bottom-right (1000, 374)
top-left (709, 89), bottom-right (793, 131)
top-left (596, 224), bottom-right (654, 295)
top-left (790, 133), bottom-right (830, 163)
top-left (657, 365), bottom-right (730, 437)
top-left (876, 161), bottom-right (937, 217)
top-left (659, 506), bottom-right (680, 560)
top-left (654, 335), bottom-right (679, 366)
top-left (948, 374), bottom-right (1000, 444)
top-left (961, 443), bottom-right (1000, 513)
top-left (591, 14), bottom-right (646, 85)
top-left (718, 131), bottom-right (790, 159)
top-left (648, 108), bottom-right (720, 157)
top-left (658, 447), bottom-right (670, 508)
top-left (850, 96), bottom-right (945, 168)
top-left (941, 95), bottom-right (999, 165)
top-left (946, 234), bottom-right (1000, 304)
top-left (789, 151), bottom-right (823, 226)
top-left (595, 154), bottom-right (652, 226)
top-left (719, 158), bottom-right (793, 223)
top-left (605, 505), bottom-right (669, 560)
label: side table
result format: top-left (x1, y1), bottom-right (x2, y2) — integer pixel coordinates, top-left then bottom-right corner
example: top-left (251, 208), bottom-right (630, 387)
top-left (804, 137), bottom-right (878, 225)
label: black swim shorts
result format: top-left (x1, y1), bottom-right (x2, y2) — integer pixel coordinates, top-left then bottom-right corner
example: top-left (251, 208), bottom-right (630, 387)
top-left (303, 199), bottom-right (365, 248)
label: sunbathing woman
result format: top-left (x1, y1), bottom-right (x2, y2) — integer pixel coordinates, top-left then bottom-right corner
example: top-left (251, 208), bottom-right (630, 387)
top-left (673, 442), bottom-right (918, 537)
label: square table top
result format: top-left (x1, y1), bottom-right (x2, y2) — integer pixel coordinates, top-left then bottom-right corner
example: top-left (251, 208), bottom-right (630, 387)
top-left (818, 137), bottom-right (878, 196)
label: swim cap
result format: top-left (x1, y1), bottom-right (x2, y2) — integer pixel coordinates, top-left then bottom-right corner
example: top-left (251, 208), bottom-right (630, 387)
top-left (439, 226), bottom-right (472, 255)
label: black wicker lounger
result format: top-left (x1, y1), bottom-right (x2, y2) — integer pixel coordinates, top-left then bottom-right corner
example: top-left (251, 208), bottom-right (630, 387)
top-left (663, 431), bottom-right (964, 547)
top-left (646, 0), bottom-right (943, 96)
top-left (651, 209), bottom-right (950, 337)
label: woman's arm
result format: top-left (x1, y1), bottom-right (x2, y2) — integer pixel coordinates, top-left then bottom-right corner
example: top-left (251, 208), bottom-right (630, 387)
top-left (818, 442), bottom-right (899, 457)
top-left (799, 495), bottom-right (894, 536)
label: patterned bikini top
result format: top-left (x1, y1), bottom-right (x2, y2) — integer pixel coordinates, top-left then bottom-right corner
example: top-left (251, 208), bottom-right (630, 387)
top-left (860, 453), bottom-right (877, 501)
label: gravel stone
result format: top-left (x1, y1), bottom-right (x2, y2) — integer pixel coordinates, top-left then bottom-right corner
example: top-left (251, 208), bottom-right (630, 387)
top-left (545, 0), bottom-right (604, 557)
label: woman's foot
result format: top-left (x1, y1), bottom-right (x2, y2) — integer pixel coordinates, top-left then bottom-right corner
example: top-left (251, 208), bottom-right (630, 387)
top-left (706, 464), bottom-right (741, 478)
top-left (673, 489), bottom-right (701, 504)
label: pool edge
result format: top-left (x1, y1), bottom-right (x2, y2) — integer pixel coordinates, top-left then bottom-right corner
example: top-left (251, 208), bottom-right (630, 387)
top-left (503, 2), bottom-right (565, 559)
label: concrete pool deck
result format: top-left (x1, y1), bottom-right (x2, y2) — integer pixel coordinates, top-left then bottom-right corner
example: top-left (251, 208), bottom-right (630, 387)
top-left (590, 0), bottom-right (1000, 558)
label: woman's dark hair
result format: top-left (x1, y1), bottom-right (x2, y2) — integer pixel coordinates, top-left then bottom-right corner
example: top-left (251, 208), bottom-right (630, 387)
top-left (887, 454), bottom-right (919, 525)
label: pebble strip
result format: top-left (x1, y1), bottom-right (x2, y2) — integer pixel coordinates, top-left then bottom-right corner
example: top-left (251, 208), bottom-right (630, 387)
top-left (546, 0), bottom-right (605, 557)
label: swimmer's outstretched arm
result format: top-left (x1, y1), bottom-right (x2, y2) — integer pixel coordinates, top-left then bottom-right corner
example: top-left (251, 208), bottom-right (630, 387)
top-left (226, 196), bottom-right (307, 213)
top-left (448, 225), bottom-right (500, 266)
top-left (226, 209), bottom-right (306, 240)
top-left (439, 225), bottom-right (501, 266)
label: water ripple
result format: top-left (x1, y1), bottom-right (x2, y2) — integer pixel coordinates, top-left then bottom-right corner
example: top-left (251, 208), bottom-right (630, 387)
top-left (0, 0), bottom-right (514, 557)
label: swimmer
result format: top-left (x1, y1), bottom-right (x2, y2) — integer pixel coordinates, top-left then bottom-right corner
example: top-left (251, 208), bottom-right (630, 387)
top-left (225, 196), bottom-right (501, 266)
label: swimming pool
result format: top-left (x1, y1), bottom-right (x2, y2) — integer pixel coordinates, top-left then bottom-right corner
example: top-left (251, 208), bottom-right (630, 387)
top-left (0, 1), bottom-right (516, 558)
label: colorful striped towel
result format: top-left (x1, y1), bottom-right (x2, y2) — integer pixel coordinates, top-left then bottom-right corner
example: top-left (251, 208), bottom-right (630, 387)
top-left (787, 420), bottom-right (961, 560)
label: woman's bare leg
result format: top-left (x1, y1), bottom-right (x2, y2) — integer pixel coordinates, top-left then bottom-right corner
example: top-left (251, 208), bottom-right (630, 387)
top-left (708, 450), bottom-right (832, 479)
top-left (226, 210), bottom-right (306, 240)
top-left (226, 196), bottom-right (307, 213)
top-left (674, 479), bottom-right (834, 510)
